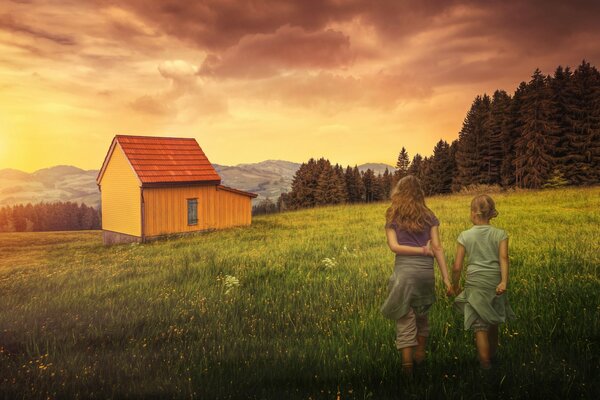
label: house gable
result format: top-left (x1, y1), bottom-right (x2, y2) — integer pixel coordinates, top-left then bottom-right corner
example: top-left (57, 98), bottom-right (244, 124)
top-left (99, 142), bottom-right (142, 237)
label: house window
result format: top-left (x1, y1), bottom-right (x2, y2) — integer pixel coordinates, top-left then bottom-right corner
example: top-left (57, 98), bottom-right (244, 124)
top-left (187, 198), bottom-right (198, 225)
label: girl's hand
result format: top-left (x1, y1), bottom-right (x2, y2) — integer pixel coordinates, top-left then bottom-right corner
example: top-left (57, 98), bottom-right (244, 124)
top-left (453, 285), bottom-right (462, 296)
top-left (443, 279), bottom-right (454, 296)
top-left (423, 240), bottom-right (434, 257)
top-left (496, 281), bottom-right (507, 295)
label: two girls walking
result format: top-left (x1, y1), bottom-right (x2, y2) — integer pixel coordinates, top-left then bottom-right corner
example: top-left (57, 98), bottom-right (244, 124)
top-left (381, 176), bottom-right (515, 373)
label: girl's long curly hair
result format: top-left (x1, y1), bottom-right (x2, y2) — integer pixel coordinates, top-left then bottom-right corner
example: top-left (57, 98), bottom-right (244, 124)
top-left (385, 175), bottom-right (435, 232)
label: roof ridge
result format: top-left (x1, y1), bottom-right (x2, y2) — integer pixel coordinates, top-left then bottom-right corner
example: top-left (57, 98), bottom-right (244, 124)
top-left (116, 134), bottom-right (198, 141)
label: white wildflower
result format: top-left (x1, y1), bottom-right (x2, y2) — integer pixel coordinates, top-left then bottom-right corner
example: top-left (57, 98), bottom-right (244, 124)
top-left (322, 257), bottom-right (337, 268)
top-left (223, 275), bottom-right (240, 294)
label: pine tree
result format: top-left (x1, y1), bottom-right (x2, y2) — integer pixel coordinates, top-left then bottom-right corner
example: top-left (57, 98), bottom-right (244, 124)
top-left (395, 147), bottom-right (410, 176)
top-left (486, 90), bottom-right (511, 185)
top-left (289, 158), bottom-right (319, 208)
top-left (345, 166), bottom-right (358, 203)
top-left (333, 164), bottom-right (348, 204)
top-left (454, 95), bottom-right (491, 188)
top-left (567, 60), bottom-right (600, 184)
top-left (447, 140), bottom-right (458, 193)
top-left (382, 168), bottom-right (393, 199)
top-left (362, 169), bottom-right (376, 202)
top-left (407, 154), bottom-right (423, 179)
top-left (549, 66), bottom-right (577, 178)
top-left (501, 82), bottom-right (527, 187)
top-left (315, 159), bottom-right (334, 205)
top-left (353, 166), bottom-right (365, 202)
top-left (514, 69), bottom-right (557, 188)
top-left (420, 156), bottom-right (434, 196)
top-left (372, 174), bottom-right (385, 201)
top-left (429, 140), bottom-right (453, 194)
top-left (475, 94), bottom-right (493, 183)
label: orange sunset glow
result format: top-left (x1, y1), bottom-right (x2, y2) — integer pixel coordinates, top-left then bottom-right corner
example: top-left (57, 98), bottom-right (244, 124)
top-left (1, 0), bottom-right (599, 171)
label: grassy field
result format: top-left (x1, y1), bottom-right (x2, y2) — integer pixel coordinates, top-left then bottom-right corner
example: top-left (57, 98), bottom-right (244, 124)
top-left (0, 187), bottom-right (598, 399)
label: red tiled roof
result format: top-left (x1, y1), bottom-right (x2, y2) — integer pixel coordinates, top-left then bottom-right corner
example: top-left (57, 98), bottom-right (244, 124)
top-left (98, 135), bottom-right (221, 185)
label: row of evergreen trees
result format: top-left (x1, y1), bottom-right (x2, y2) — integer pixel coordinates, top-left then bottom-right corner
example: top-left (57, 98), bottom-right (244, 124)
top-left (276, 61), bottom-right (599, 211)
top-left (276, 158), bottom-right (398, 210)
top-left (405, 61), bottom-right (599, 193)
top-left (452, 60), bottom-right (599, 189)
top-left (0, 202), bottom-right (101, 232)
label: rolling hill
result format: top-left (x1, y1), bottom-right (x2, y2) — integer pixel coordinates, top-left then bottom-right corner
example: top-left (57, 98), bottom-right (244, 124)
top-left (0, 161), bottom-right (395, 207)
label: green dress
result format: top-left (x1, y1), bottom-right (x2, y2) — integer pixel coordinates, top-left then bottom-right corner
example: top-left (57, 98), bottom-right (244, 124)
top-left (454, 225), bottom-right (516, 329)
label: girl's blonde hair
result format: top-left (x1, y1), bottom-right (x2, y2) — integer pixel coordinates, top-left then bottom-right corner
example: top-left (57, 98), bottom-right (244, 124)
top-left (471, 194), bottom-right (498, 220)
top-left (385, 175), bottom-right (435, 232)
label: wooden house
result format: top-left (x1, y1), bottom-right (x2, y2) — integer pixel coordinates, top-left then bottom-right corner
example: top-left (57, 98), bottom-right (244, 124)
top-left (96, 135), bottom-right (257, 244)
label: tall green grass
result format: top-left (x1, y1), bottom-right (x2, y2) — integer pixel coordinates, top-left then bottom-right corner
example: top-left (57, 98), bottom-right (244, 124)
top-left (0, 187), bottom-right (598, 399)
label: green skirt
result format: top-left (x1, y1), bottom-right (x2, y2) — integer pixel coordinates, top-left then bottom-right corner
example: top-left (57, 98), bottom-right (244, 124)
top-left (454, 269), bottom-right (516, 330)
top-left (381, 255), bottom-right (436, 320)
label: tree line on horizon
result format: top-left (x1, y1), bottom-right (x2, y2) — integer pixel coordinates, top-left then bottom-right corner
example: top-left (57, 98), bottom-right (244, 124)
top-left (2, 61), bottom-right (598, 222)
top-left (0, 202), bottom-right (100, 232)
top-left (253, 60), bottom-right (600, 214)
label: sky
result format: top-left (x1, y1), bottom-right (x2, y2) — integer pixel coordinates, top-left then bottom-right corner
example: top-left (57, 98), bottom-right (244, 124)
top-left (1, 0), bottom-right (599, 172)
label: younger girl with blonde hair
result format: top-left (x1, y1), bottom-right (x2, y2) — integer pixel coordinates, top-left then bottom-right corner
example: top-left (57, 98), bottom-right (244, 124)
top-left (381, 175), bottom-right (452, 375)
top-left (453, 195), bottom-right (516, 369)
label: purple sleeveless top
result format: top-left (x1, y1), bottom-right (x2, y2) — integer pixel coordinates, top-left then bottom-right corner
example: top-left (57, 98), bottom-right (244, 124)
top-left (385, 214), bottom-right (440, 247)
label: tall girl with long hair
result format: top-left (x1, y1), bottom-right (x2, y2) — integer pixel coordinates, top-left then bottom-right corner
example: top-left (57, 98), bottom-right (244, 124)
top-left (381, 175), bottom-right (452, 375)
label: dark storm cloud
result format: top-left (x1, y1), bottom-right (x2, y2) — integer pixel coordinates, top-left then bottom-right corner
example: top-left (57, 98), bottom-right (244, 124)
top-left (98, 0), bottom-right (360, 50)
top-left (89, 0), bottom-right (600, 87)
top-left (104, 0), bottom-right (599, 50)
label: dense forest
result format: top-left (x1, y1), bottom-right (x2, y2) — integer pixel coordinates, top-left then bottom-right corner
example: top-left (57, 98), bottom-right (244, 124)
top-left (0, 202), bottom-right (100, 232)
top-left (270, 61), bottom-right (599, 212)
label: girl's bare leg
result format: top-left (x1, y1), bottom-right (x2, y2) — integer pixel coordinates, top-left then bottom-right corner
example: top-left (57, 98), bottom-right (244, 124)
top-left (414, 336), bottom-right (427, 364)
top-left (488, 325), bottom-right (499, 359)
top-left (475, 331), bottom-right (491, 369)
top-left (401, 347), bottom-right (414, 375)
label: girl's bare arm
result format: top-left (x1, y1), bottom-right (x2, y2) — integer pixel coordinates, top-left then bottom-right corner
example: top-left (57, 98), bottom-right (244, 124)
top-left (497, 238), bottom-right (509, 294)
top-left (452, 244), bottom-right (466, 292)
top-left (430, 226), bottom-right (453, 295)
top-left (385, 228), bottom-right (432, 256)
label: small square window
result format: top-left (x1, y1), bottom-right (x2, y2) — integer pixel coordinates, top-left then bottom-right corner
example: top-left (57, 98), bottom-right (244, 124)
top-left (187, 198), bottom-right (198, 225)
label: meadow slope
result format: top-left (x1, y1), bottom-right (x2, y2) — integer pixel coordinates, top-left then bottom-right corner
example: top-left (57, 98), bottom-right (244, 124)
top-left (0, 187), bottom-right (598, 399)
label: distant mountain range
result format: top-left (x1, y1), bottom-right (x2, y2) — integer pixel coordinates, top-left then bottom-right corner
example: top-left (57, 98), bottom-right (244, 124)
top-left (0, 166), bottom-right (100, 208)
top-left (0, 161), bottom-right (395, 208)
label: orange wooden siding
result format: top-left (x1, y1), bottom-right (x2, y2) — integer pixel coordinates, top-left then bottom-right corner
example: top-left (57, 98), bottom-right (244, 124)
top-left (143, 185), bottom-right (252, 237)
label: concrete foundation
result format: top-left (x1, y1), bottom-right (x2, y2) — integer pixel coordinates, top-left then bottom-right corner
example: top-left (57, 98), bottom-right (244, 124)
top-left (102, 230), bottom-right (142, 245)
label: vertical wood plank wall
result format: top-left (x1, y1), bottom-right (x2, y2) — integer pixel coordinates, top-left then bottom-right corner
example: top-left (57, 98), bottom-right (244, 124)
top-left (143, 185), bottom-right (252, 237)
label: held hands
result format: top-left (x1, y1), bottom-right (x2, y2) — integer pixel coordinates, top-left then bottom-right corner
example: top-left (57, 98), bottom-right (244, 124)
top-left (451, 283), bottom-right (462, 296)
top-left (443, 279), bottom-right (454, 297)
top-left (496, 281), bottom-right (507, 295)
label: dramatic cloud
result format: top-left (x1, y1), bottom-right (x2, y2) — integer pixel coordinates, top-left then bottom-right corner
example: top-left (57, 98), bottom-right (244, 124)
top-left (158, 59), bottom-right (199, 85)
top-left (130, 59), bottom-right (227, 120)
top-left (1, 0), bottom-right (600, 171)
top-left (199, 26), bottom-right (357, 78)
